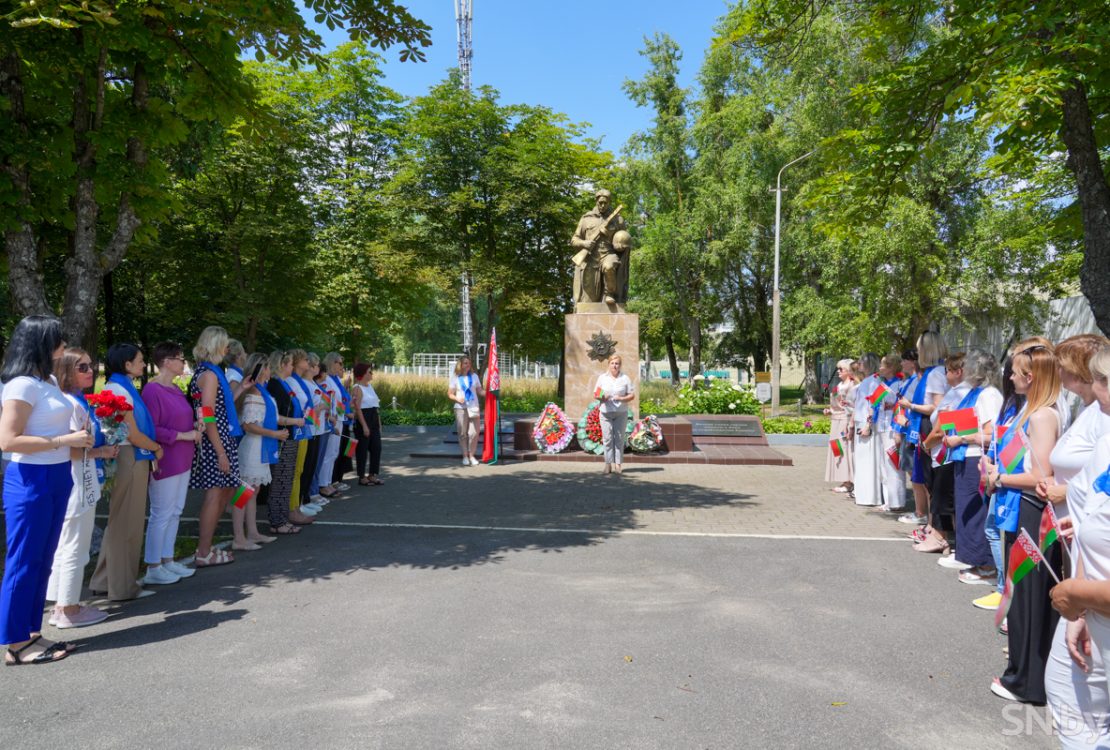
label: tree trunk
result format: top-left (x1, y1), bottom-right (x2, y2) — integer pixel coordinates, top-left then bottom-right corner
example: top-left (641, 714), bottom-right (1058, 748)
top-left (2, 52), bottom-right (50, 318)
top-left (1059, 83), bottom-right (1110, 335)
top-left (688, 320), bottom-right (702, 380)
top-left (557, 344), bottom-right (566, 400)
top-left (665, 332), bottom-right (680, 386)
top-left (803, 351), bottom-right (821, 404)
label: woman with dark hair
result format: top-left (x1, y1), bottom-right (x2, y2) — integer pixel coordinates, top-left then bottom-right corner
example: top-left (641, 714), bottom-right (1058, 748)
top-left (188, 326), bottom-right (243, 567)
top-left (89, 343), bottom-right (164, 601)
top-left (352, 363), bottom-right (384, 485)
top-left (45, 348), bottom-right (117, 629)
top-left (0, 316), bottom-right (92, 664)
top-left (140, 342), bottom-right (200, 585)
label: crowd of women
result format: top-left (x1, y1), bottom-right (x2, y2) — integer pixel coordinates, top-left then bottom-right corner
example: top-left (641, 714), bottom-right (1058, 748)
top-left (826, 330), bottom-right (1110, 745)
top-left (0, 316), bottom-right (385, 666)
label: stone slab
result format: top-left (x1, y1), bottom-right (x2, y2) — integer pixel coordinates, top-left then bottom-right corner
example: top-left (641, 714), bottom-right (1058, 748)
top-left (564, 312), bottom-right (639, 423)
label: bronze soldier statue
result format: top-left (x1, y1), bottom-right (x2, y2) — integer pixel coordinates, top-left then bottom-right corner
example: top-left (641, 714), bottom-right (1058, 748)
top-left (570, 189), bottom-right (630, 309)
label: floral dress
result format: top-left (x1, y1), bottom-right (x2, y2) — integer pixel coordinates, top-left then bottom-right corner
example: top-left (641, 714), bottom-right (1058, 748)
top-left (189, 362), bottom-right (240, 489)
top-left (237, 392), bottom-right (271, 487)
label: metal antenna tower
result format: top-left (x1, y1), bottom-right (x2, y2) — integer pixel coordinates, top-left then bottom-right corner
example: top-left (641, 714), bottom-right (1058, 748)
top-left (455, 0), bottom-right (475, 352)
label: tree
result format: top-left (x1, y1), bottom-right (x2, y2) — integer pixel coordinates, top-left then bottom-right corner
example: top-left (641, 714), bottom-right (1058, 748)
top-left (725, 0), bottom-right (1110, 334)
top-left (1, 1), bottom-right (431, 349)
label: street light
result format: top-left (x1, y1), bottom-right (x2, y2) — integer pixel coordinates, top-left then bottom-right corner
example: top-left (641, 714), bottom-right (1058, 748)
top-left (770, 150), bottom-right (815, 416)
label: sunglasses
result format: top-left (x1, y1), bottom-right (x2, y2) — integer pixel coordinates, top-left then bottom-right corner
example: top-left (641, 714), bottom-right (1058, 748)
top-left (77, 363), bottom-right (93, 373)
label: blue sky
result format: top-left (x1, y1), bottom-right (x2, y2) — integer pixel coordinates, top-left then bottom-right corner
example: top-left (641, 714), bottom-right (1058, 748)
top-left (311, 0), bottom-right (734, 153)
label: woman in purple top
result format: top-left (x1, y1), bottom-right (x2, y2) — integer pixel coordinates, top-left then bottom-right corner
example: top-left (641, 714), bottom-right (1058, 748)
top-left (140, 342), bottom-right (201, 586)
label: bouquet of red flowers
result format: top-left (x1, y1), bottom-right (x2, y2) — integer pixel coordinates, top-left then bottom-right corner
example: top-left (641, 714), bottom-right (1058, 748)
top-left (86, 390), bottom-right (133, 444)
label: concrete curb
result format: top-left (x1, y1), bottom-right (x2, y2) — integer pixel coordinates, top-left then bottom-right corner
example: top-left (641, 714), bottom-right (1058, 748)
top-left (766, 434), bottom-right (827, 447)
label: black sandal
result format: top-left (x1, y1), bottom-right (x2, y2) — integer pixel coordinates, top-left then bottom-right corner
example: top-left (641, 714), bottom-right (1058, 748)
top-left (271, 523), bottom-right (301, 535)
top-left (5, 636), bottom-right (70, 666)
top-left (358, 477), bottom-right (372, 486)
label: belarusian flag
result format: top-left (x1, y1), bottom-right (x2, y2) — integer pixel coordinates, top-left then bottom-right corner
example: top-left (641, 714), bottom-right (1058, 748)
top-left (995, 529), bottom-right (1043, 627)
top-left (1040, 502), bottom-right (1060, 553)
top-left (304, 407), bottom-right (316, 427)
top-left (198, 406), bottom-right (216, 424)
top-left (481, 327), bottom-right (501, 465)
top-left (866, 382), bottom-right (892, 407)
top-left (231, 484), bottom-right (256, 509)
top-left (886, 444), bottom-right (900, 469)
top-left (830, 438), bottom-right (846, 458)
top-left (998, 428), bottom-right (1028, 473)
top-left (343, 436), bottom-right (358, 458)
top-left (938, 407), bottom-right (979, 436)
top-left (594, 386), bottom-right (606, 400)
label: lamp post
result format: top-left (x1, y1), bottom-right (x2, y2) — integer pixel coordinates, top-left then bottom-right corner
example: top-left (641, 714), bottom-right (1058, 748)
top-left (770, 150), bottom-right (815, 416)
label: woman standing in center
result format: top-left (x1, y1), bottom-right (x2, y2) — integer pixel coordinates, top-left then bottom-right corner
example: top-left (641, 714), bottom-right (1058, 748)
top-left (448, 357), bottom-right (484, 467)
top-left (188, 326), bottom-right (243, 568)
top-left (231, 352), bottom-right (284, 550)
top-left (594, 354), bottom-right (635, 475)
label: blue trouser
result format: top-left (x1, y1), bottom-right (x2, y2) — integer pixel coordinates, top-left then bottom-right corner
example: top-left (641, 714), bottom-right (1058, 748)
top-left (1, 462), bottom-right (73, 644)
top-left (985, 493), bottom-right (1004, 592)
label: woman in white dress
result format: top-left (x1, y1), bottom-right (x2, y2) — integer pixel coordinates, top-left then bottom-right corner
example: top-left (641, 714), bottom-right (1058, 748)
top-left (851, 353), bottom-right (884, 506)
top-left (231, 353), bottom-right (285, 551)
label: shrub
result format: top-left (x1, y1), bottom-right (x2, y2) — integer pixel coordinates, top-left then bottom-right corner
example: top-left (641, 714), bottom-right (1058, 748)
top-left (646, 378), bottom-right (760, 416)
top-left (760, 416), bottom-right (831, 434)
top-left (380, 410), bottom-right (455, 426)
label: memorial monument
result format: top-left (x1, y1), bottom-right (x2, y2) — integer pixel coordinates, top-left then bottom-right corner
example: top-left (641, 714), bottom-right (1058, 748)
top-left (564, 189), bottom-right (639, 421)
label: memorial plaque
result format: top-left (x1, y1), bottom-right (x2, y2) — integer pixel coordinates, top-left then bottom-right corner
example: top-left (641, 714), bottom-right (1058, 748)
top-left (688, 418), bottom-right (763, 437)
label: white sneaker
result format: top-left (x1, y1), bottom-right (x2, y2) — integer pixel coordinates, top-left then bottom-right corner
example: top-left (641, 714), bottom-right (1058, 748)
top-left (336, 483), bottom-right (351, 491)
top-left (898, 513), bottom-right (927, 524)
top-left (461, 458), bottom-right (471, 466)
top-left (309, 494), bottom-right (324, 503)
top-left (302, 502), bottom-right (323, 513)
top-left (297, 505), bottom-right (319, 516)
top-left (141, 566), bottom-right (181, 586)
top-left (471, 457), bottom-right (481, 466)
top-left (937, 555), bottom-right (973, 570)
top-left (164, 561), bottom-right (195, 578)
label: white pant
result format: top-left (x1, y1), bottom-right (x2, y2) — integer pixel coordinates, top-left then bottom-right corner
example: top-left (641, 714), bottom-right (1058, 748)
top-left (46, 510), bottom-right (96, 606)
top-left (315, 432), bottom-right (339, 489)
top-left (1045, 617), bottom-right (1110, 748)
top-left (878, 431), bottom-right (906, 509)
top-left (145, 471), bottom-right (190, 564)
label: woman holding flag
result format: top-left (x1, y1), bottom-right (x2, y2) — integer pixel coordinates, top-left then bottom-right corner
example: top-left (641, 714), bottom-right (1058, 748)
top-left (931, 350), bottom-right (1002, 573)
top-left (824, 359), bottom-right (857, 494)
top-left (1045, 345), bottom-right (1110, 745)
top-left (874, 354), bottom-right (907, 512)
top-left (850, 354), bottom-right (884, 506)
top-left (898, 332), bottom-right (949, 527)
top-left (982, 342), bottom-right (1064, 704)
top-left (263, 350), bottom-right (311, 533)
top-left (187, 326), bottom-right (243, 569)
top-left (915, 353), bottom-right (969, 552)
top-left (285, 349), bottom-right (320, 515)
top-left (230, 353), bottom-right (285, 551)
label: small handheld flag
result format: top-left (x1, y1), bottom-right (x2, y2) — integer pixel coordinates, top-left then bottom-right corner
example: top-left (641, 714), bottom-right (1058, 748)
top-left (998, 428), bottom-right (1028, 474)
top-left (866, 382), bottom-right (892, 407)
top-left (886, 444), bottom-right (900, 470)
top-left (996, 530), bottom-right (1043, 627)
top-left (937, 407), bottom-right (979, 436)
top-left (343, 437), bottom-right (358, 458)
top-left (594, 386), bottom-right (606, 400)
top-left (1039, 502), bottom-right (1060, 554)
top-left (830, 438), bottom-right (846, 458)
top-left (231, 484), bottom-right (256, 509)
top-left (304, 407), bottom-right (317, 427)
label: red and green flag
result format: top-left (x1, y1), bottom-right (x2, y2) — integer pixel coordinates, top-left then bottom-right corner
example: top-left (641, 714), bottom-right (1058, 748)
top-left (481, 327), bottom-right (501, 465)
top-left (594, 386), bottom-right (606, 400)
top-left (998, 427), bottom-right (1028, 473)
top-left (231, 484), bottom-right (256, 509)
top-left (343, 436), bottom-right (358, 459)
top-left (937, 407), bottom-right (979, 436)
top-left (995, 529), bottom-right (1043, 627)
top-left (866, 382), bottom-right (892, 407)
top-left (886, 444), bottom-right (900, 470)
top-left (1040, 502), bottom-right (1060, 553)
top-left (303, 407), bottom-right (317, 427)
top-left (830, 438), bottom-right (846, 458)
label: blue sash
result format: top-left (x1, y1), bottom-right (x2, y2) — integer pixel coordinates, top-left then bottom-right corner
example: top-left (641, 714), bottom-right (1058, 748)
top-left (283, 377), bottom-right (308, 441)
top-left (907, 366), bottom-right (937, 445)
top-left (947, 387), bottom-right (982, 463)
top-left (330, 374), bottom-right (351, 422)
top-left (77, 394), bottom-right (107, 483)
top-left (199, 362), bottom-right (243, 437)
top-left (108, 373), bottom-right (157, 461)
top-left (291, 373), bottom-right (316, 431)
top-left (892, 374), bottom-right (918, 436)
top-left (992, 411), bottom-right (1026, 534)
top-left (255, 383), bottom-right (280, 464)
top-left (1093, 464), bottom-right (1110, 498)
top-left (457, 373), bottom-right (475, 404)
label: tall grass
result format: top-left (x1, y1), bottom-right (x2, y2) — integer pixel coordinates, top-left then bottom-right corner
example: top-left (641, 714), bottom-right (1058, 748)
top-left (372, 374), bottom-right (682, 414)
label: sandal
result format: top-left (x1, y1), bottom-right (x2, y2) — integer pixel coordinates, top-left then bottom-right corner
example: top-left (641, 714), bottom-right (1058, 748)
top-left (194, 549), bottom-right (234, 567)
top-left (913, 536), bottom-right (949, 554)
top-left (271, 523), bottom-right (301, 535)
top-left (358, 477), bottom-right (372, 486)
top-left (319, 488), bottom-right (339, 498)
top-left (5, 636), bottom-right (70, 666)
top-left (370, 477), bottom-right (384, 485)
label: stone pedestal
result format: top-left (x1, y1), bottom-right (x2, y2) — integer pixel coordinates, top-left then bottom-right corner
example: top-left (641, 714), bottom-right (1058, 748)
top-left (564, 313), bottom-right (639, 424)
